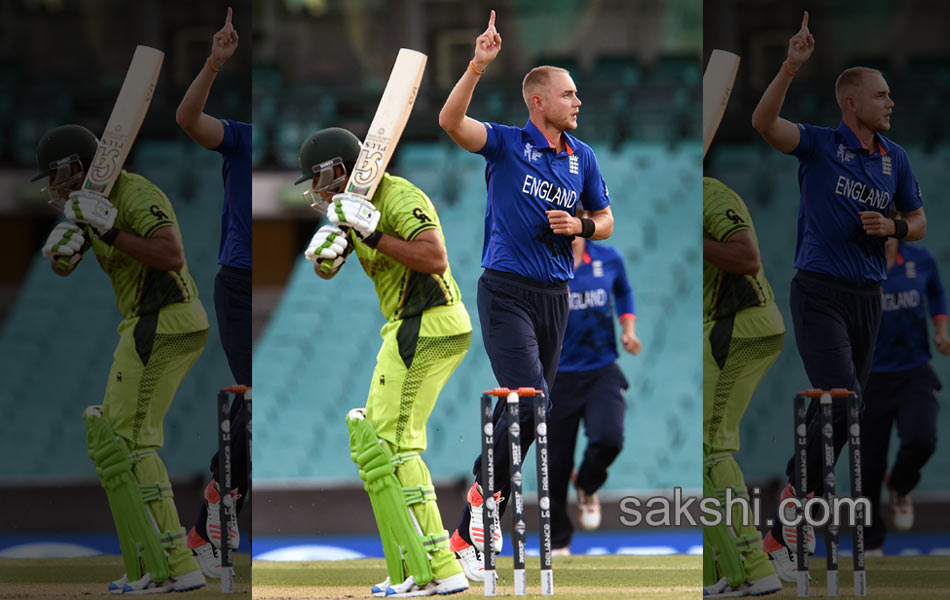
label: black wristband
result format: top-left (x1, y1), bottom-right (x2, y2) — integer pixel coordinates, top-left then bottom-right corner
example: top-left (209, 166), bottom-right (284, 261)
top-left (891, 218), bottom-right (909, 239)
top-left (579, 217), bottom-right (596, 239)
top-left (98, 227), bottom-right (120, 246)
top-left (362, 230), bottom-right (383, 248)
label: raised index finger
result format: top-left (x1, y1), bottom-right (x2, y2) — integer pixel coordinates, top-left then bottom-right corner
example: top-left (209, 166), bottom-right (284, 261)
top-left (225, 6), bottom-right (233, 27)
top-left (801, 10), bottom-right (809, 31)
top-left (488, 9), bottom-right (495, 31)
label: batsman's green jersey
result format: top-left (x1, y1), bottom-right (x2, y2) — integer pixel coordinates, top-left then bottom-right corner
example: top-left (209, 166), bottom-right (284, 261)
top-left (347, 173), bottom-right (472, 452)
top-left (85, 170), bottom-right (208, 447)
top-left (703, 177), bottom-right (783, 339)
top-left (88, 170), bottom-right (208, 333)
top-left (349, 173), bottom-right (467, 332)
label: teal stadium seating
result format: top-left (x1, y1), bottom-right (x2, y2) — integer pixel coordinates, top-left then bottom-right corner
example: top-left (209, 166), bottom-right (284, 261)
top-left (254, 140), bottom-right (703, 492)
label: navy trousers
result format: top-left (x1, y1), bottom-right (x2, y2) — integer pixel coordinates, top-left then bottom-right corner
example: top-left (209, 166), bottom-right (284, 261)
top-left (457, 269), bottom-right (569, 544)
top-left (194, 266), bottom-right (251, 543)
top-left (772, 270), bottom-right (881, 541)
top-left (862, 364), bottom-right (939, 549)
top-left (548, 362), bottom-right (628, 548)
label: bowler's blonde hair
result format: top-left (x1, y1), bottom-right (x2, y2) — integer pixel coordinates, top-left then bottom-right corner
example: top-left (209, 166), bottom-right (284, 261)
top-left (522, 65), bottom-right (570, 110)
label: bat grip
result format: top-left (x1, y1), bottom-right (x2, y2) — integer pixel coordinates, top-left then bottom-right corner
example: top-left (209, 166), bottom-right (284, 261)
top-left (318, 228), bottom-right (354, 274)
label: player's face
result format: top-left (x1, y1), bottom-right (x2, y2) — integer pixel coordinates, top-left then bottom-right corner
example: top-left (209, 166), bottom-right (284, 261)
top-left (855, 73), bottom-right (894, 133)
top-left (543, 72), bottom-right (582, 131)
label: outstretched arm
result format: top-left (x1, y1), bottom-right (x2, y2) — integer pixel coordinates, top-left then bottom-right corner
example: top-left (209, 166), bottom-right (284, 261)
top-left (751, 11), bottom-right (813, 153)
top-left (438, 10), bottom-right (502, 152)
top-left (176, 7), bottom-right (239, 149)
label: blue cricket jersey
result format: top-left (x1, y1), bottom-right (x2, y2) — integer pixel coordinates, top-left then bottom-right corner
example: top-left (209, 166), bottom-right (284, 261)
top-left (215, 119), bottom-right (251, 270)
top-left (872, 242), bottom-right (947, 373)
top-left (558, 241), bottom-right (635, 372)
top-left (789, 121), bottom-right (923, 283)
top-left (476, 120), bottom-right (610, 282)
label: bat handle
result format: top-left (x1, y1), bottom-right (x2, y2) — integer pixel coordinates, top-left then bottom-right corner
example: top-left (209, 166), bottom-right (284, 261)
top-left (318, 229), bottom-right (355, 275)
top-left (55, 256), bottom-right (74, 272)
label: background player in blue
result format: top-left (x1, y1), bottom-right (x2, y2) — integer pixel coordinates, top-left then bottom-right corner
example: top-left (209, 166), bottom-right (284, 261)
top-left (548, 232), bottom-right (640, 555)
top-left (863, 234), bottom-right (949, 554)
top-left (175, 7), bottom-right (251, 578)
top-left (438, 10), bottom-right (614, 577)
top-left (751, 11), bottom-right (927, 578)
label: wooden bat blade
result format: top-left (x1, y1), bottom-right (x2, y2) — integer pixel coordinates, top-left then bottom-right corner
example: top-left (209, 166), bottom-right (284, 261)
top-left (84, 45), bottom-right (164, 196)
top-left (346, 48), bottom-right (427, 199)
top-left (703, 49), bottom-right (740, 159)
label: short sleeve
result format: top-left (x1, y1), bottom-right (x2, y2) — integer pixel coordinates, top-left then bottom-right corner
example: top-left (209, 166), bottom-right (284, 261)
top-left (385, 187), bottom-right (439, 241)
top-left (789, 122), bottom-right (819, 159)
top-left (580, 149), bottom-right (610, 212)
top-left (476, 122), bottom-right (505, 161)
top-left (894, 150), bottom-right (924, 212)
top-left (124, 186), bottom-right (176, 238)
top-left (611, 252), bottom-right (635, 317)
top-left (924, 250), bottom-right (948, 318)
top-left (213, 119), bottom-right (243, 159)
top-left (703, 180), bottom-right (751, 242)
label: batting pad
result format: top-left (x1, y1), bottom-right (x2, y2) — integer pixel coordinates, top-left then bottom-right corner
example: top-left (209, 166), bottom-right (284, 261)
top-left (84, 406), bottom-right (170, 583)
top-left (348, 409), bottom-right (433, 587)
top-left (705, 452), bottom-right (774, 585)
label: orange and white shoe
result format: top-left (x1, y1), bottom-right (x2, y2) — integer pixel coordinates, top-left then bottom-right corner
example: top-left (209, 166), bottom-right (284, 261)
top-left (779, 483), bottom-right (815, 555)
top-left (204, 479), bottom-right (240, 551)
top-left (764, 529), bottom-right (806, 584)
top-left (450, 529), bottom-right (484, 582)
top-left (466, 482), bottom-right (502, 553)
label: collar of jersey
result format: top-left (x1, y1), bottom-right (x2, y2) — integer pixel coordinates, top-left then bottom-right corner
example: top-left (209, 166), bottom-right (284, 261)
top-left (524, 120), bottom-right (575, 155)
top-left (836, 121), bottom-right (889, 156)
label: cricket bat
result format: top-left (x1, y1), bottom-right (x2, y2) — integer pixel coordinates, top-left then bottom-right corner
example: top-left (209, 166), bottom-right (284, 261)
top-left (56, 45), bottom-right (163, 270)
top-left (319, 48), bottom-right (427, 274)
top-left (84, 45), bottom-right (164, 195)
top-left (702, 49), bottom-right (740, 159)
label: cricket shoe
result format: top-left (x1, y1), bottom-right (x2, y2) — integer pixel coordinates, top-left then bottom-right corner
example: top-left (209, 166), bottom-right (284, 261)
top-left (385, 572), bottom-right (469, 597)
top-left (552, 546), bottom-right (571, 557)
top-left (187, 527), bottom-right (235, 580)
top-left (122, 569), bottom-right (207, 594)
top-left (573, 472), bottom-right (601, 530)
top-left (763, 530), bottom-right (807, 584)
top-left (890, 487), bottom-right (914, 531)
top-left (466, 482), bottom-right (502, 553)
top-left (204, 479), bottom-right (240, 550)
top-left (372, 577), bottom-right (391, 597)
top-left (778, 483), bottom-right (815, 554)
top-left (703, 573), bottom-right (782, 598)
top-left (450, 529), bottom-right (485, 582)
top-left (109, 574), bottom-right (128, 594)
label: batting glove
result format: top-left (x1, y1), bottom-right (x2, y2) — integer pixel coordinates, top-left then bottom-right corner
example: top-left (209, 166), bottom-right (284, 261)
top-left (305, 224), bottom-right (349, 268)
top-left (328, 192), bottom-right (380, 238)
top-left (42, 221), bottom-right (87, 270)
top-left (65, 189), bottom-right (117, 236)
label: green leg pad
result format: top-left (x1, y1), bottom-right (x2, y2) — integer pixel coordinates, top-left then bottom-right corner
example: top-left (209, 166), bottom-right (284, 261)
top-left (394, 454), bottom-right (459, 581)
top-left (348, 411), bottom-right (433, 586)
top-left (85, 407), bottom-right (170, 583)
top-left (705, 452), bottom-right (775, 586)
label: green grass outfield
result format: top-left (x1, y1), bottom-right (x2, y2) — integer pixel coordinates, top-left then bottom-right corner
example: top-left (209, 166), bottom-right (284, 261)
top-left (768, 556), bottom-right (950, 598)
top-left (0, 554), bottom-right (251, 598)
top-left (253, 555), bottom-right (700, 599)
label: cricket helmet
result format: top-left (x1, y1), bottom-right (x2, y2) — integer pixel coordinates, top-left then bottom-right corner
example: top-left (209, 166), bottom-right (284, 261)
top-left (295, 127), bottom-right (362, 186)
top-left (32, 124), bottom-right (98, 182)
